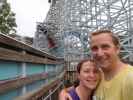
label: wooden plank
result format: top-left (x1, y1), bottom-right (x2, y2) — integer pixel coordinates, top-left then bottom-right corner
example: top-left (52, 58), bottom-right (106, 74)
top-left (0, 34), bottom-right (58, 60)
top-left (0, 73), bottom-right (48, 94)
top-left (0, 47), bottom-right (62, 64)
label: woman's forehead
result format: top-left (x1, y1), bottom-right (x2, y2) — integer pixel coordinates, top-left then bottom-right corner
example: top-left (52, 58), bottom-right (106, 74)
top-left (82, 61), bottom-right (94, 67)
top-left (81, 61), bottom-right (100, 70)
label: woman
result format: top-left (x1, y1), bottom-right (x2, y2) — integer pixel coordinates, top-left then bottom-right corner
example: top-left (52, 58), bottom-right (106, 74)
top-left (59, 58), bottom-right (101, 100)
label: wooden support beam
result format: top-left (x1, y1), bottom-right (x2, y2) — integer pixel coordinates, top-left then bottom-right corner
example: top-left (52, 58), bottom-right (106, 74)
top-left (0, 47), bottom-right (61, 64)
top-left (0, 34), bottom-right (61, 60)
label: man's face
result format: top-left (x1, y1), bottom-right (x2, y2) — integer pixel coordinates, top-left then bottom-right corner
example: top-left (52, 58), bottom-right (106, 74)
top-left (90, 33), bottom-right (120, 71)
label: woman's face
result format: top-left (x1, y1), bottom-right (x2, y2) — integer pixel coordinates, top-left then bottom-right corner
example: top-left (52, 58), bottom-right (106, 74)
top-left (78, 61), bottom-right (100, 90)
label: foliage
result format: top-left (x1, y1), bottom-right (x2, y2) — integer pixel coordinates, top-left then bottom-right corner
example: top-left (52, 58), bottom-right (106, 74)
top-left (0, 0), bottom-right (17, 35)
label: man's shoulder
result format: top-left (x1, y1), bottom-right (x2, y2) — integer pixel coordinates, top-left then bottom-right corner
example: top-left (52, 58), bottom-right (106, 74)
top-left (126, 64), bottom-right (133, 72)
top-left (127, 64), bottom-right (133, 67)
top-left (124, 65), bottom-right (133, 83)
top-left (121, 65), bottom-right (133, 100)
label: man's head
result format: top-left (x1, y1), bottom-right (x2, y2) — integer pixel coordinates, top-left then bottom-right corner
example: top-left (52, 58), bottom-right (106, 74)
top-left (90, 29), bottom-right (121, 71)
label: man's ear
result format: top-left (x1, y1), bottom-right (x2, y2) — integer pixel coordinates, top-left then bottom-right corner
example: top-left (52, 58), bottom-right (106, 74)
top-left (116, 45), bottom-right (120, 54)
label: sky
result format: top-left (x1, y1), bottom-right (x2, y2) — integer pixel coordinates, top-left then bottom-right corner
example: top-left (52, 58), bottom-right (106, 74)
top-left (7, 0), bottom-right (50, 37)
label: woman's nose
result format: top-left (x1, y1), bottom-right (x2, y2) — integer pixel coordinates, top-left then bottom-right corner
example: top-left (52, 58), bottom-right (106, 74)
top-left (89, 71), bottom-right (95, 77)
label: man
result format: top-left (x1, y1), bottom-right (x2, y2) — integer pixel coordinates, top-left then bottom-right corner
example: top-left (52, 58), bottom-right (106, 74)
top-left (59, 29), bottom-right (133, 100)
top-left (90, 30), bottom-right (133, 100)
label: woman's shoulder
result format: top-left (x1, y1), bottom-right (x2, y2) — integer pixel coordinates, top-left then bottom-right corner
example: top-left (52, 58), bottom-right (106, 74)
top-left (68, 87), bottom-right (80, 100)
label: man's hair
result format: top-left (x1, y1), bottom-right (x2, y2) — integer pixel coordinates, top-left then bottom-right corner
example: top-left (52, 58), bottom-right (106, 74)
top-left (90, 29), bottom-right (120, 47)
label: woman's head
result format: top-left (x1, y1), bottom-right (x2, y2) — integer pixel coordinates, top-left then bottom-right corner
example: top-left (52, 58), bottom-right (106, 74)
top-left (77, 58), bottom-right (101, 90)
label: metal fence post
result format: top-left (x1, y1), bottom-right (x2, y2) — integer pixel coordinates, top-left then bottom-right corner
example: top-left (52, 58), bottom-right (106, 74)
top-left (22, 50), bottom-right (27, 94)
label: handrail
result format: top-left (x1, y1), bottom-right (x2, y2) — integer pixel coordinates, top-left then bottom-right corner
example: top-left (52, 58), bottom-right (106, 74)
top-left (43, 81), bottom-right (63, 100)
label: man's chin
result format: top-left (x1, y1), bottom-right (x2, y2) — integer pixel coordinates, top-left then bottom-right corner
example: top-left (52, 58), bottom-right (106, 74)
top-left (86, 85), bottom-right (97, 90)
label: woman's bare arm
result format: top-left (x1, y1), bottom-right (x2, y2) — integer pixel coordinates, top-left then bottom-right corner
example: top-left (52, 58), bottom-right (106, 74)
top-left (59, 87), bottom-right (73, 100)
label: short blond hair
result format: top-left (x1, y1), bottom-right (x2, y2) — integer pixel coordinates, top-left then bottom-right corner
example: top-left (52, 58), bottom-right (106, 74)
top-left (90, 29), bottom-right (120, 47)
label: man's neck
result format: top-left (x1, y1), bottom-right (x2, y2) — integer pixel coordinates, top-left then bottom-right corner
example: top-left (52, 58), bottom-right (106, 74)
top-left (103, 60), bottom-right (126, 81)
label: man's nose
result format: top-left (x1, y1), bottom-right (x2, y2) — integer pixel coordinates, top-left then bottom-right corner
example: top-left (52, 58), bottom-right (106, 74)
top-left (96, 48), bottom-right (104, 56)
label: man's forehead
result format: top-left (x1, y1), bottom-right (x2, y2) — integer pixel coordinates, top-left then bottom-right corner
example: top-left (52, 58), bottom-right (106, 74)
top-left (90, 37), bottom-right (114, 48)
top-left (91, 32), bottom-right (112, 38)
top-left (90, 33), bottom-right (112, 42)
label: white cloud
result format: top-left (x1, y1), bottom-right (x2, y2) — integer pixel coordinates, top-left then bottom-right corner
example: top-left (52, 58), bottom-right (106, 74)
top-left (8, 0), bottom-right (50, 37)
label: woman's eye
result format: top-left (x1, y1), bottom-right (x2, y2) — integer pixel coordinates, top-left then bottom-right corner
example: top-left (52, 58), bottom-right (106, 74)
top-left (93, 69), bottom-right (100, 74)
top-left (84, 70), bottom-right (90, 73)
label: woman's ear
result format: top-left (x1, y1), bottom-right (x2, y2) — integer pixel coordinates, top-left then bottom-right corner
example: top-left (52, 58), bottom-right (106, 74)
top-left (77, 72), bottom-right (80, 80)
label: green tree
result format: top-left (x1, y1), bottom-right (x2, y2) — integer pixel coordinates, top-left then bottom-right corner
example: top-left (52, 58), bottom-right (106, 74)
top-left (0, 0), bottom-right (17, 35)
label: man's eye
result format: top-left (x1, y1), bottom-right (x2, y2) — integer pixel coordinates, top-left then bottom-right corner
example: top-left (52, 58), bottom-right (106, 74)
top-left (102, 45), bottom-right (110, 49)
top-left (91, 47), bottom-right (98, 51)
